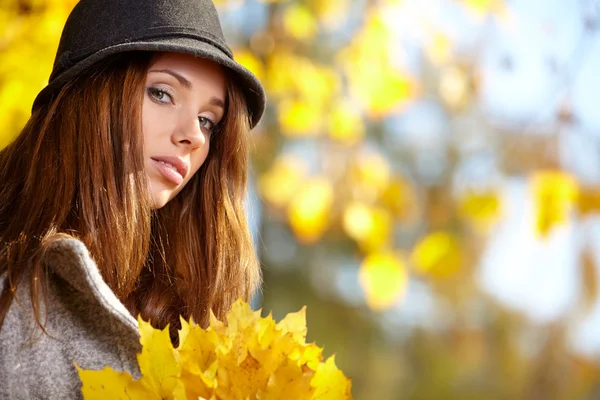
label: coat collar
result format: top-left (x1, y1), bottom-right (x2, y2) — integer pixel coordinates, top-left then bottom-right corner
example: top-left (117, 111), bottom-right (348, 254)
top-left (43, 237), bottom-right (139, 333)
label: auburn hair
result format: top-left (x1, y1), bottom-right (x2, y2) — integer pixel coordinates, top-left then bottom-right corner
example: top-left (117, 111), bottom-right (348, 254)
top-left (0, 52), bottom-right (261, 340)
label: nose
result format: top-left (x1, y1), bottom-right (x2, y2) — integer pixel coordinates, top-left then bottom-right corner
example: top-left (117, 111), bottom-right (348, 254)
top-left (172, 114), bottom-right (207, 150)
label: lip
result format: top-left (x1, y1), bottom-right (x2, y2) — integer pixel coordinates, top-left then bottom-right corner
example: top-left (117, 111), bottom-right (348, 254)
top-left (151, 156), bottom-right (189, 185)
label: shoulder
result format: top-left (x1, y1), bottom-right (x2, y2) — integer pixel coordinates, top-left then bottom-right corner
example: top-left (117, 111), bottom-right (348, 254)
top-left (0, 238), bottom-right (141, 399)
top-left (43, 238), bottom-right (139, 329)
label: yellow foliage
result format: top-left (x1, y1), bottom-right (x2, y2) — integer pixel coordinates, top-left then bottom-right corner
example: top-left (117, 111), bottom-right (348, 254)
top-left (307, 0), bottom-right (350, 29)
top-left (349, 152), bottom-right (391, 202)
top-left (78, 300), bottom-right (353, 400)
top-left (338, 11), bottom-right (417, 118)
top-left (327, 99), bottom-right (365, 145)
top-left (411, 231), bottom-right (462, 278)
top-left (461, 0), bottom-right (509, 21)
top-left (258, 155), bottom-right (309, 208)
top-left (278, 98), bottom-right (323, 137)
top-left (266, 51), bottom-right (339, 106)
top-left (458, 190), bottom-right (502, 230)
top-left (264, 51), bottom-right (299, 98)
top-left (0, 0), bottom-right (77, 148)
top-left (78, 321), bottom-right (184, 399)
top-left (359, 251), bottom-right (409, 311)
top-left (233, 49), bottom-right (265, 83)
top-left (77, 365), bottom-right (154, 399)
top-left (137, 320), bottom-right (183, 397)
top-left (532, 171), bottom-right (578, 238)
top-left (381, 177), bottom-right (419, 223)
top-left (283, 4), bottom-right (318, 41)
top-left (342, 202), bottom-right (392, 252)
top-left (287, 178), bottom-right (334, 243)
top-left (294, 63), bottom-right (340, 109)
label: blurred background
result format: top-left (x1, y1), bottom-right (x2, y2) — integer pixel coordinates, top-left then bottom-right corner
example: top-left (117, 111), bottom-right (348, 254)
top-left (2, 0), bottom-right (600, 398)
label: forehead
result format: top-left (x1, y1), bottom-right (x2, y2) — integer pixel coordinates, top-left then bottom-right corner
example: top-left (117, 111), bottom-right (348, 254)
top-left (148, 52), bottom-right (227, 94)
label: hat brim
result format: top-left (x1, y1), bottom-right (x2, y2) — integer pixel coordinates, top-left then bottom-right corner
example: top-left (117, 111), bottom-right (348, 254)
top-left (33, 37), bottom-right (266, 129)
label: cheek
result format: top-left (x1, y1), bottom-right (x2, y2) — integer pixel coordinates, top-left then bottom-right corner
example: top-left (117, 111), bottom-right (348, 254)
top-left (189, 141), bottom-right (211, 176)
top-left (141, 99), bottom-right (171, 145)
top-left (169, 142), bottom-right (211, 201)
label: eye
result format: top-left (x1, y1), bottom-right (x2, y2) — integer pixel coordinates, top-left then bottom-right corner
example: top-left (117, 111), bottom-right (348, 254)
top-left (198, 116), bottom-right (217, 133)
top-left (147, 87), bottom-right (173, 104)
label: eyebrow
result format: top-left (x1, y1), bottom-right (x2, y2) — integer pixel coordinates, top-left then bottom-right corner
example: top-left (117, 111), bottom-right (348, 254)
top-left (149, 69), bottom-right (192, 90)
top-left (149, 68), bottom-right (225, 109)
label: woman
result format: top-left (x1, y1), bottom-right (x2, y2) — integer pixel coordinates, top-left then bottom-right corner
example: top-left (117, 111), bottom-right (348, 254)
top-left (0, 0), bottom-right (265, 398)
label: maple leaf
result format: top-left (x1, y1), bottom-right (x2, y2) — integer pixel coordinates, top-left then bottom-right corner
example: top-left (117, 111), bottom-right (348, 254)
top-left (257, 358), bottom-right (315, 399)
top-left (79, 299), bottom-right (352, 400)
top-left (77, 319), bottom-right (184, 400)
top-left (312, 356), bottom-right (353, 399)
top-left (276, 306), bottom-right (308, 344)
top-left (136, 317), bottom-right (183, 398)
top-left (76, 364), bottom-right (153, 400)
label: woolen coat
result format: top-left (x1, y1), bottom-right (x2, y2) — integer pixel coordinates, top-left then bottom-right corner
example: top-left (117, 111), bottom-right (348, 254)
top-left (0, 238), bottom-right (141, 399)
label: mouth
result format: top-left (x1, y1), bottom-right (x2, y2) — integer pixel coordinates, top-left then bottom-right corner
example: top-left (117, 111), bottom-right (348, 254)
top-left (150, 156), bottom-right (189, 185)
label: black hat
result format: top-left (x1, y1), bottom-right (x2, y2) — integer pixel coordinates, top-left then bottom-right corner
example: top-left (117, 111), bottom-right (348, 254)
top-left (32, 0), bottom-right (266, 128)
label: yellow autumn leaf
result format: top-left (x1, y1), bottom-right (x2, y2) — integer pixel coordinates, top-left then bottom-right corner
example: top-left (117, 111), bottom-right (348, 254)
top-left (76, 364), bottom-right (154, 400)
top-left (312, 356), bottom-right (353, 399)
top-left (342, 202), bottom-right (375, 242)
top-left (338, 11), bottom-right (417, 118)
top-left (287, 178), bottom-right (334, 243)
top-left (214, 353), bottom-right (271, 400)
top-left (265, 51), bottom-right (339, 106)
top-left (342, 202), bottom-right (392, 252)
top-left (233, 49), bottom-right (265, 82)
top-left (411, 231), bottom-right (462, 278)
top-left (276, 307), bottom-right (308, 344)
top-left (351, 66), bottom-right (416, 119)
top-left (381, 177), bottom-right (419, 223)
top-left (359, 251), bottom-right (409, 311)
top-left (278, 98), bottom-right (322, 137)
top-left (348, 152), bottom-right (391, 202)
top-left (295, 63), bottom-right (340, 107)
top-left (532, 170), bottom-right (579, 238)
top-left (458, 189), bottom-right (502, 230)
top-left (0, 0), bottom-right (76, 138)
top-left (327, 99), bottom-right (365, 145)
top-left (80, 300), bottom-right (351, 399)
top-left (259, 358), bottom-right (315, 399)
top-left (136, 317), bottom-right (182, 398)
top-left (77, 319), bottom-right (184, 400)
top-left (462, 0), bottom-right (508, 20)
top-left (258, 155), bottom-right (309, 208)
top-left (177, 320), bottom-right (219, 399)
top-left (283, 3), bottom-right (318, 41)
top-left (307, 0), bottom-right (350, 29)
top-left (264, 51), bottom-right (299, 98)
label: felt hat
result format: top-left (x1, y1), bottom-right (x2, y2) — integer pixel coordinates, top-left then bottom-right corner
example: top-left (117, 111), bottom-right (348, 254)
top-left (32, 0), bottom-right (266, 128)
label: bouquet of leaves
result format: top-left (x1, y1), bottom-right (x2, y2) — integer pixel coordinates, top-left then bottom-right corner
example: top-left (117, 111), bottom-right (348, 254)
top-left (77, 300), bottom-right (353, 399)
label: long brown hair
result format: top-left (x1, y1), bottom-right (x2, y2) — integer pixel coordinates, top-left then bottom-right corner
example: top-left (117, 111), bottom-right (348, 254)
top-left (0, 52), bottom-right (261, 338)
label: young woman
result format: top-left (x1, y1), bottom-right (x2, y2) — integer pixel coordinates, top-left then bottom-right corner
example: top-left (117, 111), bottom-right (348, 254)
top-left (0, 0), bottom-right (266, 397)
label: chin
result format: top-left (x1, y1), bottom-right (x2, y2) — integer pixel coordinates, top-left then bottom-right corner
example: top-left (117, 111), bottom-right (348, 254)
top-left (150, 191), bottom-right (174, 209)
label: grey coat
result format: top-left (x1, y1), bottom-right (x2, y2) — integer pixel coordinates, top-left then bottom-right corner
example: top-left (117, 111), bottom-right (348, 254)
top-left (0, 238), bottom-right (142, 399)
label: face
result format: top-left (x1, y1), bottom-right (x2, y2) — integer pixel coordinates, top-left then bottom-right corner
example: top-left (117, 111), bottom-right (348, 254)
top-left (142, 52), bottom-right (227, 208)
